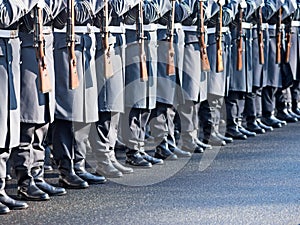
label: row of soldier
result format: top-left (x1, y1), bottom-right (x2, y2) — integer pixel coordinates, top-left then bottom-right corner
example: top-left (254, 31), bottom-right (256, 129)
top-left (1, 0), bottom-right (300, 215)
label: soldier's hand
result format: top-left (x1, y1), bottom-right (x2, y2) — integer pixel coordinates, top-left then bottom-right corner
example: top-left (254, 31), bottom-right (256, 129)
top-left (214, 0), bottom-right (225, 6)
top-left (239, 0), bottom-right (247, 9)
top-left (37, 0), bottom-right (45, 9)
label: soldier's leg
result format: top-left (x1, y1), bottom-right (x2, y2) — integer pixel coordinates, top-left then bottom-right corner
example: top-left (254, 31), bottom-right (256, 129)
top-left (291, 80), bottom-right (300, 115)
top-left (244, 87), bottom-right (265, 134)
top-left (31, 123), bottom-right (66, 196)
top-left (225, 91), bottom-right (247, 140)
top-left (200, 98), bottom-right (227, 146)
top-left (261, 86), bottom-right (283, 128)
top-left (149, 102), bottom-right (177, 160)
top-left (11, 123), bottom-right (49, 201)
top-left (275, 88), bottom-right (297, 123)
top-left (52, 119), bottom-right (89, 189)
top-left (166, 106), bottom-right (191, 157)
top-left (0, 148), bottom-right (27, 212)
top-left (73, 122), bottom-right (106, 184)
top-left (122, 107), bottom-right (152, 167)
top-left (90, 112), bottom-right (124, 178)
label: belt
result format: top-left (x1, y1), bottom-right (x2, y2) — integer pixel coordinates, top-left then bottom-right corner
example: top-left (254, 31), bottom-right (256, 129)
top-left (54, 25), bottom-right (98, 34)
top-left (157, 23), bottom-right (182, 30)
top-left (125, 24), bottom-right (157, 31)
top-left (43, 26), bottom-right (52, 35)
top-left (0, 29), bottom-right (18, 38)
top-left (181, 26), bottom-right (198, 32)
top-left (206, 27), bottom-right (230, 34)
top-left (268, 24), bottom-right (285, 29)
top-left (107, 26), bottom-right (125, 33)
top-left (242, 22), bottom-right (253, 29)
top-left (252, 23), bottom-right (269, 30)
top-left (291, 21), bottom-right (300, 27)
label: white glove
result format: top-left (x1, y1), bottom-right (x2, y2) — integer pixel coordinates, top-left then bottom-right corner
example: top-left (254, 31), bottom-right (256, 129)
top-left (37, 0), bottom-right (45, 9)
top-left (214, 0), bottom-right (225, 6)
top-left (280, 0), bottom-right (285, 4)
top-left (240, 0), bottom-right (247, 9)
top-left (260, 2), bottom-right (265, 7)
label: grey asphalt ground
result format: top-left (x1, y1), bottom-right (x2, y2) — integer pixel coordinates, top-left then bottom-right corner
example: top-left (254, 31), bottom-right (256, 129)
top-left (2, 122), bottom-right (300, 225)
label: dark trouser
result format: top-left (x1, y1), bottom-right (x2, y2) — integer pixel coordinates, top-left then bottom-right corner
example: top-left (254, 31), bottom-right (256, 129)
top-left (177, 100), bottom-right (197, 145)
top-left (275, 88), bottom-right (288, 112)
top-left (121, 107), bottom-right (151, 153)
top-left (262, 86), bottom-right (277, 117)
top-left (206, 94), bottom-right (224, 134)
top-left (244, 87), bottom-right (262, 122)
top-left (148, 102), bottom-right (170, 144)
top-left (225, 91), bottom-right (244, 129)
top-left (11, 123), bottom-right (49, 185)
top-left (0, 149), bottom-right (10, 194)
top-left (89, 112), bottom-right (120, 161)
top-left (52, 119), bottom-right (91, 175)
top-left (291, 80), bottom-right (300, 102)
top-left (198, 100), bottom-right (213, 140)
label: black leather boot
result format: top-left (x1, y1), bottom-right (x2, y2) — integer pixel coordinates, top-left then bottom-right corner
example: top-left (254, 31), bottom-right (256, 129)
top-left (0, 202), bottom-right (9, 214)
top-left (15, 169), bottom-right (49, 201)
top-left (31, 166), bottom-right (67, 196)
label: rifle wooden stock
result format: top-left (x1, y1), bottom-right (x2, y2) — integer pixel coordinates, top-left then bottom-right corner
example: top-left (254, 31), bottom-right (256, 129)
top-left (257, 6), bottom-right (264, 65)
top-left (236, 6), bottom-right (243, 71)
top-left (198, 1), bottom-right (210, 72)
top-left (166, 0), bottom-right (176, 76)
top-left (102, 0), bottom-right (114, 79)
top-left (67, 0), bottom-right (79, 89)
top-left (285, 24), bottom-right (292, 63)
top-left (216, 0), bottom-right (224, 73)
top-left (276, 7), bottom-right (282, 64)
top-left (34, 7), bottom-right (52, 94)
top-left (136, 1), bottom-right (148, 81)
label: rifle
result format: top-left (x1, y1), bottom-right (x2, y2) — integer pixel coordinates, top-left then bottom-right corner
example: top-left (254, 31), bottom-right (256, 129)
top-left (101, 0), bottom-right (114, 79)
top-left (257, 6), bottom-right (265, 65)
top-left (67, 0), bottom-right (79, 89)
top-left (215, 0), bottom-right (223, 73)
top-left (276, 7), bottom-right (282, 64)
top-left (285, 18), bottom-right (292, 63)
top-left (136, 0), bottom-right (148, 82)
top-left (34, 6), bottom-right (52, 93)
top-left (166, 0), bottom-right (176, 76)
top-left (236, 3), bottom-right (243, 71)
top-left (198, 0), bottom-right (211, 72)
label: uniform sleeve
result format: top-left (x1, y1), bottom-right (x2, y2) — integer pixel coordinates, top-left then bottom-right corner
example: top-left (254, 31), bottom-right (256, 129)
top-left (74, 0), bottom-right (101, 24)
top-left (281, 0), bottom-right (297, 20)
top-left (0, 0), bottom-right (39, 28)
top-left (174, 0), bottom-right (193, 23)
top-left (43, 0), bottom-right (67, 25)
top-left (262, 0), bottom-right (283, 21)
top-left (110, 0), bottom-right (138, 16)
top-left (244, 0), bottom-right (258, 21)
top-left (143, 0), bottom-right (172, 23)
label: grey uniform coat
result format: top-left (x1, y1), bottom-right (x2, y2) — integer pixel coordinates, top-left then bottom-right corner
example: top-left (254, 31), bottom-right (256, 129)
top-left (181, 0), bottom-right (217, 102)
top-left (0, 0), bottom-right (39, 149)
top-left (229, 0), bottom-right (259, 93)
top-left (156, 0), bottom-right (193, 105)
top-left (19, 0), bottom-right (66, 124)
top-left (265, 0), bottom-right (286, 88)
top-left (95, 0), bottom-right (139, 112)
top-left (207, 1), bottom-right (239, 97)
top-left (54, 0), bottom-right (103, 123)
top-left (124, 0), bottom-right (172, 109)
top-left (284, 0), bottom-right (299, 81)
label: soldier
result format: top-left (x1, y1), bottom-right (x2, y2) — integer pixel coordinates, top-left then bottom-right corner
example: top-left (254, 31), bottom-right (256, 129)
top-left (11, 0), bottom-right (67, 201)
top-left (289, 1), bottom-right (300, 116)
top-left (52, 0), bottom-right (106, 189)
top-left (243, 0), bottom-right (272, 133)
top-left (148, 0), bottom-right (196, 160)
top-left (121, 0), bottom-right (172, 167)
top-left (274, 0), bottom-right (298, 123)
top-left (204, 0), bottom-right (240, 144)
top-left (89, 0), bottom-right (138, 178)
top-left (260, 0), bottom-right (290, 128)
top-left (0, 0), bottom-right (40, 215)
top-left (224, 0), bottom-right (260, 140)
top-left (178, 0), bottom-right (220, 150)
